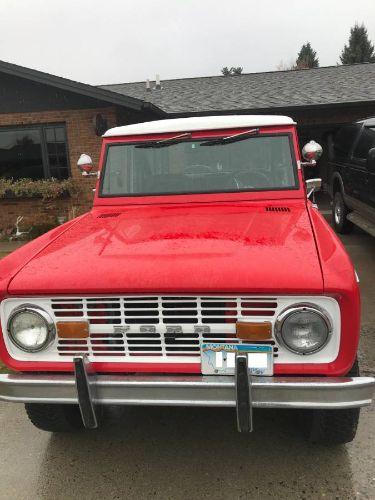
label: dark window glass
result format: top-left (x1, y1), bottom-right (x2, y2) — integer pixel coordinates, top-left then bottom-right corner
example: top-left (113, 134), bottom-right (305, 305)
top-left (0, 124), bottom-right (69, 180)
top-left (55, 127), bottom-right (65, 142)
top-left (101, 135), bottom-right (298, 197)
top-left (353, 127), bottom-right (375, 160)
top-left (44, 126), bottom-right (69, 179)
top-left (0, 129), bottom-right (44, 179)
top-left (332, 125), bottom-right (360, 160)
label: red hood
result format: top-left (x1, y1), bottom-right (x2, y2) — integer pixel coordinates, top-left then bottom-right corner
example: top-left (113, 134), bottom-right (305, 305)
top-left (8, 201), bottom-right (323, 295)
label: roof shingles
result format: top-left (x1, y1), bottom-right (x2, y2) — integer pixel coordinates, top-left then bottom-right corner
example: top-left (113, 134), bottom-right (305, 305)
top-left (100, 63), bottom-right (375, 114)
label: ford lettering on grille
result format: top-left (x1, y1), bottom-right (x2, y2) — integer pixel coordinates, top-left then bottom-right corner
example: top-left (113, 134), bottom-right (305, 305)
top-left (52, 296), bottom-right (278, 360)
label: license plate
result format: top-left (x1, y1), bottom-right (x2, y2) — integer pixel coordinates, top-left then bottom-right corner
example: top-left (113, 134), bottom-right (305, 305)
top-left (201, 343), bottom-right (273, 376)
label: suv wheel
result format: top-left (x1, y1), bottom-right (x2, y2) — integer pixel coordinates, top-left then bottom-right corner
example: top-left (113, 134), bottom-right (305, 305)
top-left (25, 403), bottom-right (84, 432)
top-left (305, 359), bottom-right (360, 445)
top-left (332, 191), bottom-right (353, 234)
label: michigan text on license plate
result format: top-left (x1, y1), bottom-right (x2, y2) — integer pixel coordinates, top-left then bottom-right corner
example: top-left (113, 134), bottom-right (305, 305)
top-left (201, 343), bottom-right (273, 375)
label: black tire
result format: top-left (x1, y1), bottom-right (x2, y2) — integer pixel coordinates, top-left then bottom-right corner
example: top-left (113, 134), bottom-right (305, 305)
top-left (307, 359), bottom-right (360, 445)
top-left (25, 403), bottom-right (84, 432)
top-left (332, 191), bottom-right (353, 234)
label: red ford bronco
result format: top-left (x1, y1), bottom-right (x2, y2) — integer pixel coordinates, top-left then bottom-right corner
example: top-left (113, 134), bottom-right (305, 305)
top-left (0, 116), bottom-right (373, 444)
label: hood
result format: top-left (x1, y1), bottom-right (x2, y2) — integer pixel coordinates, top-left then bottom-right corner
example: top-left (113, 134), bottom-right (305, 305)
top-left (8, 201), bottom-right (323, 295)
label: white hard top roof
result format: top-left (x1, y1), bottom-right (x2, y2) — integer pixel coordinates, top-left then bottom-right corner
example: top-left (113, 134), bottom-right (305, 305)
top-left (103, 115), bottom-right (295, 137)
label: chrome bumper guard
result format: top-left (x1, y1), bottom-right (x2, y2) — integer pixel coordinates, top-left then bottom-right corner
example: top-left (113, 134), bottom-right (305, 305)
top-left (0, 355), bottom-right (374, 432)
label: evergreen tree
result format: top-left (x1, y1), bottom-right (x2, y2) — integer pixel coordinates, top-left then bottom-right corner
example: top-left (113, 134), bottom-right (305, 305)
top-left (231, 66), bottom-right (243, 75)
top-left (221, 66), bottom-right (243, 76)
top-left (340, 23), bottom-right (375, 64)
top-left (296, 42), bottom-right (319, 69)
top-left (221, 66), bottom-right (231, 76)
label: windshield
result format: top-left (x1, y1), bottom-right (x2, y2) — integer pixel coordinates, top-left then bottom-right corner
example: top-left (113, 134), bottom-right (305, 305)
top-left (100, 134), bottom-right (298, 197)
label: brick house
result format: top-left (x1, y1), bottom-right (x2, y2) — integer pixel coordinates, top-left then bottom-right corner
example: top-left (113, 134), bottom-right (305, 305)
top-left (1, 60), bottom-right (375, 233)
top-left (0, 60), bottom-right (163, 234)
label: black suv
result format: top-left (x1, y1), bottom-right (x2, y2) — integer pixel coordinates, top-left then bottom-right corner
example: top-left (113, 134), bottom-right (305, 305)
top-left (329, 118), bottom-right (375, 236)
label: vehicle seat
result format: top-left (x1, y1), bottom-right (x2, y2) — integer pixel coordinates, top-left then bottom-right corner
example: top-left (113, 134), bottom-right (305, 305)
top-left (235, 171), bottom-right (270, 188)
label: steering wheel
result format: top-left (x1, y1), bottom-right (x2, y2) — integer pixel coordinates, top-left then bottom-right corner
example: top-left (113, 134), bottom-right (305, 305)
top-left (184, 164), bottom-right (216, 174)
top-left (234, 171), bottom-right (270, 188)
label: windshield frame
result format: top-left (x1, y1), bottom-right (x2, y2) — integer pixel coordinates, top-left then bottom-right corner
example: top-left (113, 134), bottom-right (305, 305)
top-left (98, 130), bottom-right (300, 200)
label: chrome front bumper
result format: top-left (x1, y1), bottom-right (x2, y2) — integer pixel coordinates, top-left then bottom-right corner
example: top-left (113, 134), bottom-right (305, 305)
top-left (1, 373), bottom-right (373, 408)
top-left (0, 355), bottom-right (374, 432)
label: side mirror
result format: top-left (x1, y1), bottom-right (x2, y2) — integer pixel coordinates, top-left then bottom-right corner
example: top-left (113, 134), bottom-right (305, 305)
top-left (306, 178), bottom-right (322, 205)
top-left (306, 178), bottom-right (322, 192)
top-left (301, 140), bottom-right (323, 166)
top-left (77, 154), bottom-right (96, 176)
top-left (367, 147), bottom-right (375, 173)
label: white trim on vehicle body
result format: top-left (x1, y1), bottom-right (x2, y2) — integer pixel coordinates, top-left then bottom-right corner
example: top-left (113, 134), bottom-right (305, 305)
top-left (0, 295), bottom-right (340, 366)
top-left (103, 115), bottom-right (296, 137)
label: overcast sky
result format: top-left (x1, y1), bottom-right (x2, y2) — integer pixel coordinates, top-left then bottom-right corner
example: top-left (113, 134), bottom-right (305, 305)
top-left (0, 0), bottom-right (374, 85)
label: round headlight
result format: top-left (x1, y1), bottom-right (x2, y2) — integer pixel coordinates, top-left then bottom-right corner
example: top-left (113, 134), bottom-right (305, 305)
top-left (275, 304), bottom-right (331, 355)
top-left (7, 305), bottom-right (55, 352)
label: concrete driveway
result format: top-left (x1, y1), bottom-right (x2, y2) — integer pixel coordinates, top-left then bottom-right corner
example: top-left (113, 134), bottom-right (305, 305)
top-left (0, 226), bottom-right (374, 499)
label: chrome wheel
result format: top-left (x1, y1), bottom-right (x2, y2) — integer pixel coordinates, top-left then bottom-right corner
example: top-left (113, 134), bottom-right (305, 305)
top-left (332, 191), bottom-right (353, 234)
top-left (334, 202), bottom-right (342, 225)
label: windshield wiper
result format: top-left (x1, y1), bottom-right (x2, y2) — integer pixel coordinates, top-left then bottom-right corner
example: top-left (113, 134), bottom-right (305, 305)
top-left (200, 128), bottom-right (260, 146)
top-left (135, 132), bottom-right (192, 149)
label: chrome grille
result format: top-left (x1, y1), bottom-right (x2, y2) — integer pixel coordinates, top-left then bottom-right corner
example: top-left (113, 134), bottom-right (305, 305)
top-left (52, 296), bottom-right (278, 359)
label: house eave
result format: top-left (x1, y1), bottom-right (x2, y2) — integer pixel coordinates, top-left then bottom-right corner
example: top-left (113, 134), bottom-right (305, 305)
top-left (0, 59), bottom-right (165, 115)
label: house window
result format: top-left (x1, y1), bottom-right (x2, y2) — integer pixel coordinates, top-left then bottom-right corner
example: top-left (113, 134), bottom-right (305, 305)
top-left (0, 124), bottom-right (70, 180)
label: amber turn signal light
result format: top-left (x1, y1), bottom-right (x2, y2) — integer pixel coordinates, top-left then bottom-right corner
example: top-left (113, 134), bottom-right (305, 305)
top-left (57, 321), bottom-right (89, 339)
top-left (236, 321), bottom-right (272, 341)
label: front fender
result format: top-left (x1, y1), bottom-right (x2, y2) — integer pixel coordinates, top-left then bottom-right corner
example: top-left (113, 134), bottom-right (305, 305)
top-left (307, 205), bottom-right (360, 375)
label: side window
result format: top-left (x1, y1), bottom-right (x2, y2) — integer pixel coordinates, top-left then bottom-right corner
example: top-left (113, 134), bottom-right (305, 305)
top-left (353, 127), bottom-right (375, 160)
top-left (332, 125), bottom-right (360, 161)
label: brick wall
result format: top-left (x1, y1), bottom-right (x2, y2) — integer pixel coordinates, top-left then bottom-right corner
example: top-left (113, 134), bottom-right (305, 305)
top-left (0, 197), bottom-right (74, 233)
top-left (0, 106), bottom-right (118, 233)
